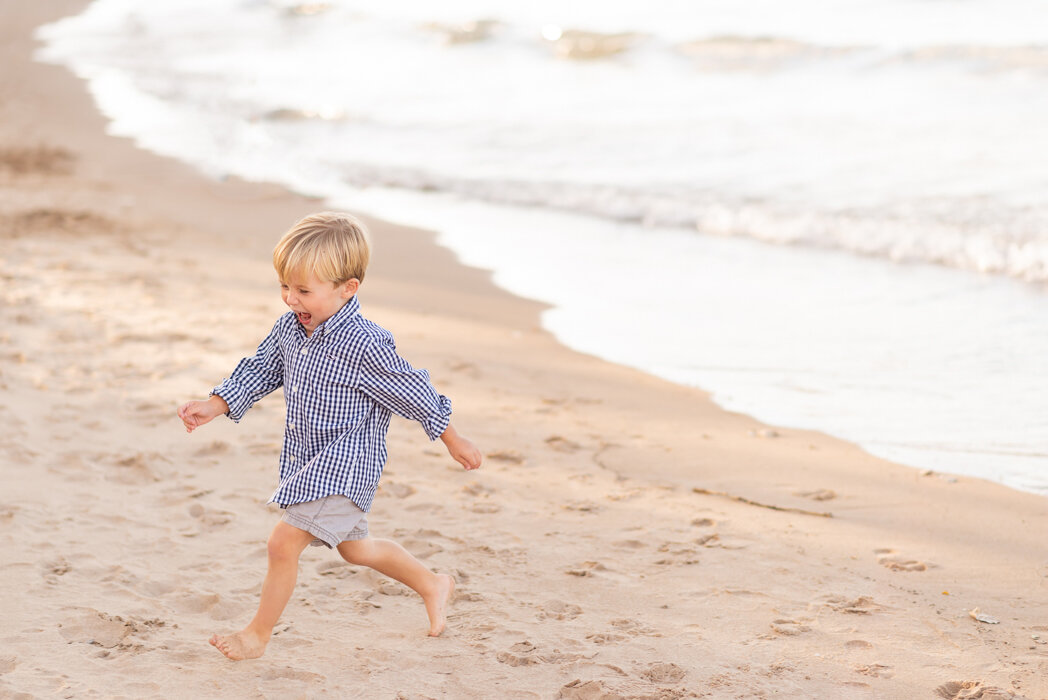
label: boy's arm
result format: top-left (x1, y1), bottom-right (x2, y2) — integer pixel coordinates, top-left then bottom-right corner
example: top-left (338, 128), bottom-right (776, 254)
top-left (359, 338), bottom-right (481, 469)
top-left (178, 321), bottom-right (285, 432)
top-left (358, 337), bottom-right (453, 441)
top-left (209, 321), bottom-right (286, 423)
top-left (177, 395), bottom-right (229, 433)
top-left (440, 423), bottom-right (482, 471)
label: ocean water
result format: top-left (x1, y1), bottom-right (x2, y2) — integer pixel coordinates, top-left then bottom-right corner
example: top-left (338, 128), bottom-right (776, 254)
top-left (37, 0), bottom-right (1048, 493)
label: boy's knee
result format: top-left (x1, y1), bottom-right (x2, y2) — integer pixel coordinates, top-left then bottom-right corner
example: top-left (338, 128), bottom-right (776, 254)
top-left (267, 527), bottom-right (307, 563)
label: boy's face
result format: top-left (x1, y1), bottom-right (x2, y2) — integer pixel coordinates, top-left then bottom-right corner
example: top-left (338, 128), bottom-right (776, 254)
top-left (280, 271), bottom-right (359, 336)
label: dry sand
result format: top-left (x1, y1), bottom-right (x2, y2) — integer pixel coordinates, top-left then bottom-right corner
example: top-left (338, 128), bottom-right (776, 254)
top-left (1, 2), bottom-right (1047, 698)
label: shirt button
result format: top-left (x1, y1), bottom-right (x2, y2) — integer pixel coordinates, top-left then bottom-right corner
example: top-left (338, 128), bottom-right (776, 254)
top-left (300, 348), bottom-right (308, 355)
top-left (289, 455), bottom-right (296, 462)
top-left (289, 423), bottom-right (296, 430)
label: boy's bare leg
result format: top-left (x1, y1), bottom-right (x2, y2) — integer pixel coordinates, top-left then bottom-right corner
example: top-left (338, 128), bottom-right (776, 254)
top-left (210, 521), bottom-right (315, 660)
top-left (337, 537), bottom-right (455, 636)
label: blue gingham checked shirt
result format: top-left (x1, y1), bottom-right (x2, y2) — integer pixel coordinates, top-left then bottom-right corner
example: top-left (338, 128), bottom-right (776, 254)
top-left (211, 296), bottom-right (451, 511)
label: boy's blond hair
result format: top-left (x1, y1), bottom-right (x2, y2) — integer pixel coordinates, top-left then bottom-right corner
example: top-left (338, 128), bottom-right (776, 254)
top-left (273, 212), bottom-right (370, 285)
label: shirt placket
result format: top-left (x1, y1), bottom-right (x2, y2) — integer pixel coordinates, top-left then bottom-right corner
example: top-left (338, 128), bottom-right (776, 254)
top-left (300, 326), bottom-right (332, 464)
top-left (285, 329), bottom-right (317, 472)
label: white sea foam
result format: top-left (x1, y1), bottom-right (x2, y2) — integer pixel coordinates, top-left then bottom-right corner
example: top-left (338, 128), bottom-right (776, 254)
top-left (37, 0), bottom-right (1048, 284)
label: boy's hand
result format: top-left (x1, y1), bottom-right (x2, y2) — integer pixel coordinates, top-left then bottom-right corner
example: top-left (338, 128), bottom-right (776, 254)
top-left (177, 395), bottom-right (229, 433)
top-left (440, 424), bottom-right (482, 471)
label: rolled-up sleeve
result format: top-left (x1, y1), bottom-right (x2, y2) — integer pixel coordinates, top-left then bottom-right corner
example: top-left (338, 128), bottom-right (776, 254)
top-left (211, 322), bottom-right (285, 422)
top-left (357, 337), bottom-right (451, 440)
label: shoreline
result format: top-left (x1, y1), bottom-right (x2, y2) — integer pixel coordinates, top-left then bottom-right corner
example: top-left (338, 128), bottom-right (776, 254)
top-left (35, 4), bottom-right (1048, 497)
top-left (3, 2), bottom-right (1047, 698)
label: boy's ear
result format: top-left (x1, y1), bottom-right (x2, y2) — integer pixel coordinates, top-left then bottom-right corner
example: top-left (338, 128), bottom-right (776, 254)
top-left (343, 278), bottom-right (360, 297)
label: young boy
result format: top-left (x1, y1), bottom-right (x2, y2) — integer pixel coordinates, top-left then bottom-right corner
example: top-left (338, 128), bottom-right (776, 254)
top-left (177, 212), bottom-right (482, 661)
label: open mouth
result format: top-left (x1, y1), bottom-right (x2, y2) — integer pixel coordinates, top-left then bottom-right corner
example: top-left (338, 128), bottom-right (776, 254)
top-left (296, 312), bottom-right (312, 325)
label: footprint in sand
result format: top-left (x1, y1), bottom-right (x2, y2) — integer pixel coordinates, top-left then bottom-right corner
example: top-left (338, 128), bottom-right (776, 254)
top-left (545, 435), bottom-right (582, 453)
top-left (585, 632), bottom-right (628, 645)
top-left (559, 680), bottom-right (618, 699)
top-left (496, 641), bottom-right (543, 667)
top-left (42, 557), bottom-right (72, 578)
top-left (655, 542), bottom-right (700, 566)
top-left (609, 618), bottom-right (659, 637)
top-left (57, 609), bottom-right (167, 652)
top-left (643, 661), bottom-right (687, 684)
top-left (186, 503), bottom-right (234, 525)
top-left (58, 610), bottom-right (132, 647)
top-left (462, 481), bottom-right (495, 496)
top-left (695, 533), bottom-right (721, 547)
top-left (874, 548), bottom-right (928, 572)
top-left (316, 560), bottom-right (357, 579)
top-left (485, 449), bottom-right (525, 465)
top-left (461, 482), bottom-right (501, 512)
top-left (180, 505), bottom-right (235, 537)
top-left (855, 664), bottom-right (894, 679)
top-left (497, 641), bottom-right (585, 668)
top-left (770, 618), bottom-right (811, 636)
top-left (107, 453), bottom-right (166, 485)
top-left (537, 600), bottom-right (583, 621)
top-left (566, 561), bottom-right (607, 577)
top-left (825, 595), bottom-right (883, 615)
top-left (935, 681), bottom-right (1019, 700)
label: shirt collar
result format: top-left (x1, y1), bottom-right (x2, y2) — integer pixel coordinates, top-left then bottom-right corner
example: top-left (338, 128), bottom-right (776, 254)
top-left (314, 294), bottom-right (359, 338)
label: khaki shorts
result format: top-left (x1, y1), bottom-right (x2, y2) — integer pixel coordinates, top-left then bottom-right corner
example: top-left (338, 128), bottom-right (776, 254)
top-left (281, 494), bottom-right (369, 549)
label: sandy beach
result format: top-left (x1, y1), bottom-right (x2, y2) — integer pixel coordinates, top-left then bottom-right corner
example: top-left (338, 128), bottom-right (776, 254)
top-left (2, 2), bottom-right (1047, 698)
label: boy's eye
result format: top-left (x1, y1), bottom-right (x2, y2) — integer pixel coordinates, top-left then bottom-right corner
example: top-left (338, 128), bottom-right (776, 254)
top-left (298, 289), bottom-right (310, 295)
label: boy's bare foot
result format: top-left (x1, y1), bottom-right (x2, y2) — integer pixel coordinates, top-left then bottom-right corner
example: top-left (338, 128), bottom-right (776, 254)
top-left (424, 574), bottom-right (455, 637)
top-left (209, 629), bottom-right (268, 660)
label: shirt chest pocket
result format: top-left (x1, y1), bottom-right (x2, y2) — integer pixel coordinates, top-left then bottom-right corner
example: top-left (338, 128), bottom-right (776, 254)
top-left (309, 350), bottom-right (361, 397)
